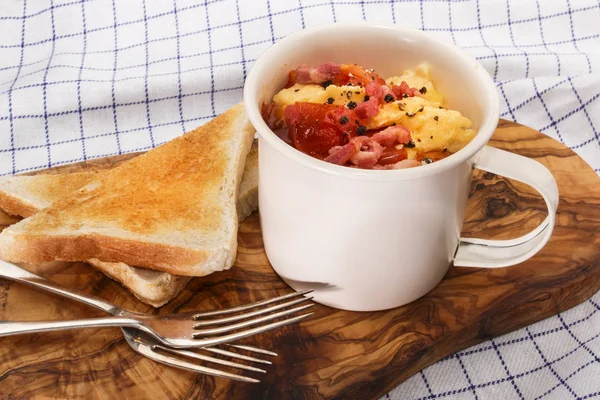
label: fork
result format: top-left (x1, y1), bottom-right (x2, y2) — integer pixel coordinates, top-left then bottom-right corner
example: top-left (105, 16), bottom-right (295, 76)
top-left (0, 259), bottom-right (313, 350)
top-left (0, 303), bottom-right (313, 347)
top-left (125, 330), bottom-right (276, 382)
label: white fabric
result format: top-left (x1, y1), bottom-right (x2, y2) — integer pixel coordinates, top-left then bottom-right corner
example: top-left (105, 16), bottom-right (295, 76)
top-left (0, 1), bottom-right (598, 398)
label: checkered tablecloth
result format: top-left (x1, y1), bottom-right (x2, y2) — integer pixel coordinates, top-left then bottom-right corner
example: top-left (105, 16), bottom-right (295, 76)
top-left (1, 1), bottom-right (599, 399)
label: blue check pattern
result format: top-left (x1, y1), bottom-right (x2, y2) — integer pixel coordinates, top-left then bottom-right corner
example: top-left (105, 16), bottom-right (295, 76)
top-left (0, 1), bottom-right (599, 398)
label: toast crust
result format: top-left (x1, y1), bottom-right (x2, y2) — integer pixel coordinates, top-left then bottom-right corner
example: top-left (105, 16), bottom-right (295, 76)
top-left (0, 231), bottom-right (228, 277)
top-left (0, 193), bottom-right (38, 219)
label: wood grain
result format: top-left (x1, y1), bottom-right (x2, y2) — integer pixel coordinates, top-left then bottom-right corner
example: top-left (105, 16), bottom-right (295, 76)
top-left (0, 120), bottom-right (599, 399)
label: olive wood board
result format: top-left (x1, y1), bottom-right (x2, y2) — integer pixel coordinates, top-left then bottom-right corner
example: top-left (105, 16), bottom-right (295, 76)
top-left (0, 119), bottom-right (598, 400)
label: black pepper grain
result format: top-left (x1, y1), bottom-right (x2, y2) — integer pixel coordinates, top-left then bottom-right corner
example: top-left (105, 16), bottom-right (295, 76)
top-left (347, 101), bottom-right (357, 110)
top-left (355, 91), bottom-right (361, 94)
top-left (430, 136), bottom-right (433, 139)
top-left (404, 140), bottom-right (415, 148)
top-left (384, 94), bottom-right (395, 103)
top-left (322, 80), bottom-right (332, 89)
top-left (419, 86), bottom-right (427, 94)
top-left (294, 89), bottom-right (300, 92)
top-left (438, 106), bottom-right (444, 109)
top-left (327, 97), bottom-right (334, 104)
top-left (398, 103), bottom-right (405, 111)
top-left (346, 91), bottom-right (353, 99)
top-left (357, 125), bottom-right (367, 135)
top-left (434, 116), bottom-right (439, 121)
top-left (403, 94), bottom-right (409, 98)
top-left (339, 116), bottom-right (349, 125)
top-left (442, 147), bottom-right (447, 152)
top-left (422, 157), bottom-right (432, 164)
top-left (363, 95), bottom-right (370, 101)
top-left (405, 108), bottom-right (423, 117)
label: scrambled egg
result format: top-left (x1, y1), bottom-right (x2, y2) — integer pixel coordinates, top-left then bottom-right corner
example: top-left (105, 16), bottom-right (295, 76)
top-left (272, 63), bottom-right (475, 154)
top-left (274, 84), bottom-right (366, 106)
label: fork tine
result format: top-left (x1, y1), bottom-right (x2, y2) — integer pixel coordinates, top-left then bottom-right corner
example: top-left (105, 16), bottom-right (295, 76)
top-left (194, 304), bottom-right (314, 336)
top-left (193, 312), bottom-right (313, 348)
top-left (202, 347), bottom-right (272, 365)
top-left (134, 339), bottom-right (260, 383)
top-left (154, 345), bottom-right (267, 373)
top-left (225, 344), bottom-right (278, 357)
top-left (194, 296), bottom-right (312, 327)
top-left (193, 290), bottom-right (313, 318)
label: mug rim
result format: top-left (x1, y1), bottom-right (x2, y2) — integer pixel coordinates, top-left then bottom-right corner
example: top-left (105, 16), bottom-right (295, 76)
top-left (244, 22), bottom-right (500, 181)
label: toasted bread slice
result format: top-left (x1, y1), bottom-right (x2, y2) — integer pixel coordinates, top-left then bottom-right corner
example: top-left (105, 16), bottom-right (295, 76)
top-left (0, 171), bottom-right (101, 219)
top-left (0, 171), bottom-right (102, 218)
top-left (236, 140), bottom-right (259, 222)
top-left (0, 103), bottom-right (256, 276)
top-left (0, 141), bottom-right (259, 307)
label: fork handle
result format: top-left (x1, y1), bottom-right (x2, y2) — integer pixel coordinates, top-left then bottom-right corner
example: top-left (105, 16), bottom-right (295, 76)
top-left (0, 260), bottom-right (123, 315)
top-left (0, 317), bottom-right (142, 337)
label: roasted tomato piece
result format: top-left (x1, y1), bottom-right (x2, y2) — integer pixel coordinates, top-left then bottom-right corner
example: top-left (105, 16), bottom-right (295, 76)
top-left (284, 103), bottom-right (360, 158)
top-left (261, 102), bottom-right (285, 131)
top-left (332, 64), bottom-right (387, 87)
top-left (378, 146), bottom-right (408, 166)
top-left (284, 70), bottom-right (297, 88)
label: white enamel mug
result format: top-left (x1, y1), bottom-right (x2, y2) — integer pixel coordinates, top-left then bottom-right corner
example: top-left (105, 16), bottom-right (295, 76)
top-left (244, 23), bottom-right (559, 312)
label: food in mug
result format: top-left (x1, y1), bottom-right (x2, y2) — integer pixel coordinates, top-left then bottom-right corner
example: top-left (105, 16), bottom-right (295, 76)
top-left (261, 63), bottom-right (476, 169)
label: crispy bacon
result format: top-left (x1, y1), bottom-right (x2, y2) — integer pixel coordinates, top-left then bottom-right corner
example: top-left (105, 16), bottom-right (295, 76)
top-left (391, 159), bottom-right (421, 169)
top-left (348, 136), bottom-right (383, 169)
top-left (373, 159), bottom-right (421, 170)
top-left (391, 81), bottom-right (421, 98)
top-left (294, 62), bottom-right (341, 84)
top-left (365, 81), bottom-right (394, 104)
top-left (371, 125), bottom-right (412, 146)
top-left (354, 97), bottom-right (380, 119)
top-left (324, 143), bottom-right (358, 165)
top-left (324, 125), bottom-right (414, 168)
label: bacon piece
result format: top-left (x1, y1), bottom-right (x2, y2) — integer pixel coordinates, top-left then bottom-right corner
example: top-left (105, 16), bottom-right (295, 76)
top-left (348, 136), bottom-right (383, 169)
top-left (365, 82), bottom-right (384, 101)
top-left (351, 136), bottom-right (372, 146)
top-left (354, 97), bottom-right (380, 119)
top-left (373, 159), bottom-right (420, 170)
top-left (391, 81), bottom-right (421, 98)
top-left (324, 143), bottom-right (358, 165)
top-left (371, 125), bottom-right (412, 146)
top-left (391, 159), bottom-right (421, 169)
top-left (324, 131), bottom-right (416, 169)
top-left (365, 81), bottom-right (394, 104)
top-left (294, 62), bottom-right (341, 84)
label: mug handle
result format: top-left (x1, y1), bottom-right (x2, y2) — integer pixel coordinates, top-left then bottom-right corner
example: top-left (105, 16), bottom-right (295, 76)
top-left (454, 145), bottom-right (559, 268)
